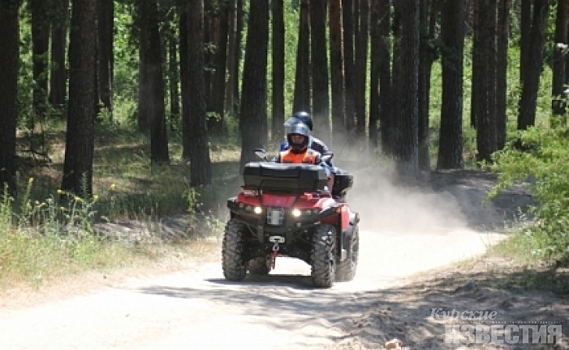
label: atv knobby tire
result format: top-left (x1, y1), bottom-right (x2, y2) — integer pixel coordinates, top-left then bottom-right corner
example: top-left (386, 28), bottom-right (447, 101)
top-left (222, 219), bottom-right (247, 281)
top-left (248, 255), bottom-right (271, 275)
top-left (336, 224), bottom-right (359, 282)
top-left (311, 224), bottom-right (336, 288)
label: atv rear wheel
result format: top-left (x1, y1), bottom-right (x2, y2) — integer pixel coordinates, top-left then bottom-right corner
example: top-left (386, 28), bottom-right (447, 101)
top-left (311, 224), bottom-right (336, 288)
top-left (222, 219), bottom-right (247, 281)
top-left (336, 224), bottom-right (359, 282)
top-left (248, 255), bottom-right (271, 275)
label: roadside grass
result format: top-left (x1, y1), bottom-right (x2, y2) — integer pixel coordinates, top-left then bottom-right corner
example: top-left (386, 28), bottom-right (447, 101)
top-left (1, 123), bottom-right (240, 289)
top-left (443, 231), bottom-right (569, 295)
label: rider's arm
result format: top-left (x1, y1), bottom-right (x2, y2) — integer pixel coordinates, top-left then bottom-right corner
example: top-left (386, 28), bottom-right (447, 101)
top-left (314, 154), bottom-right (331, 177)
top-left (279, 141), bottom-right (289, 151)
top-left (311, 137), bottom-right (334, 167)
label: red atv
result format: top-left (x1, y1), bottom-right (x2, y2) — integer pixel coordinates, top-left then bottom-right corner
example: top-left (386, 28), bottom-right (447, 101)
top-left (222, 150), bottom-right (360, 288)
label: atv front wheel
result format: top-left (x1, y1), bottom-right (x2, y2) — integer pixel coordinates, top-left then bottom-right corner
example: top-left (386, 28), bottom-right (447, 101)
top-left (336, 224), bottom-right (359, 282)
top-left (311, 224), bottom-right (336, 288)
top-left (248, 255), bottom-right (271, 275)
top-left (222, 219), bottom-right (247, 281)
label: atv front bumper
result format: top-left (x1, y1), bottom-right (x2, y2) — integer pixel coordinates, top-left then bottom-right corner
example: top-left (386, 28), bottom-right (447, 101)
top-left (227, 198), bottom-right (340, 242)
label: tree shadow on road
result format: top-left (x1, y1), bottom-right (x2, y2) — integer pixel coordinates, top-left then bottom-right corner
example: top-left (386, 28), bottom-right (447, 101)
top-left (137, 257), bottom-right (569, 349)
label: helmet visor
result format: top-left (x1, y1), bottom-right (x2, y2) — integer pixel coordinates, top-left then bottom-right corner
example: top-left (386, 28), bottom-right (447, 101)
top-left (284, 117), bottom-right (301, 127)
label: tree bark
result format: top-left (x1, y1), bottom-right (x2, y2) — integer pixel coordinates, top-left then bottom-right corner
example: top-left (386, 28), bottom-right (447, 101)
top-left (378, 0), bottom-right (392, 155)
top-left (209, 3), bottom-right (229, 136)
top-left (0, 0), bottom-right (21, 197)
top-left (473, 0), bottom-right (498, 163)
top-left (496, 0), bottom-right (510, 149)
top-left (62, 0), bottom-right (97, 196)
top-left (168, 37), bottom-right (180, 130)
top-left (239, 0), bottom-right (269, 170)
top-left (517, 0), bottom-right (549, 130)
top-left (97, 0), bottom-right (114, 112)
top-left (369, 0), bottom-right (380, 149)
top-left (355, 0), bottom-right (369, 138)
top-left (329, 0), bottom-right (346, 146)
top-left (342, 0), bottom-right (356, 131)
top-left (418, 0), bottom-right (436, 171)
top-left (293, 0), bottom-right (311, 113)
top-left (272, 0), bottom-right (285, 141)
top-left (310, 0), bottom-right (330, 139)
top-left (139, 0), bottom-right (169, 164)
top-left (437, 0), bottom-right (466, 170)
top-left (187, 0), bottom-right (212, 185)
top-left (49, 0), bottom-right (69, 114)
top-left (31, 0), bottom-right (50, 119)
top-left (552, 0), bottom-right (569, 120)
top-left (392, 0), bottom-right (420, 178)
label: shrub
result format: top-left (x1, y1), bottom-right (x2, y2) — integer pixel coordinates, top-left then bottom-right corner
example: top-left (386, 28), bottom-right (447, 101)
top-left (490, 125), bottom-right (569, 261)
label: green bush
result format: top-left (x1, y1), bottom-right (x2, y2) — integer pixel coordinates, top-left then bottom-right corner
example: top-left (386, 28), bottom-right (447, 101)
top-left (490, 125), bottom-right (569, 261)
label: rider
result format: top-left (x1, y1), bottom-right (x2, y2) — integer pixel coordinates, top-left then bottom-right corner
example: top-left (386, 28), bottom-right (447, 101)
top-left (279, 111), bottom-right (336, 194)
top-left (273, 122), bottom-right (334, 193)
top-left (280, 111), bottom-right (332, 165)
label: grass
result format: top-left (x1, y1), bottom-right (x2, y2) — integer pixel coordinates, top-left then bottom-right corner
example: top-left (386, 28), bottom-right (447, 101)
top-left (1, 122), bottom-right (239, 289)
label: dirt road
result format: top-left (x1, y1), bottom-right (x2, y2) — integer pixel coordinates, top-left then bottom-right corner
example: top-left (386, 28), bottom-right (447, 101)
top-left (0, 227), bottom-right (500, 350)
top-left (1, 168), bottom-right (527, 350)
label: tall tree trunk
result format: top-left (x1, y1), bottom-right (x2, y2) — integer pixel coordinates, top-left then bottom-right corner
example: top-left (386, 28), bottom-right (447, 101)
top-left (369, 0), bottom-right (380, 149)
top-left (293, 0), bottom-right (311, 113)
top-left (225, 0), bottom-right (243, 117)
top-left (187, 0), bottom-right (212, 185)
top-left (31, 0), bottom-right (50, 119)
top-left (272, 0), bottom-right (285, 142)
top-left (392, 0), bottom-right (420, 178)
top-left (520, 0), bottom-right (531, 84)
top-left (378, 0), bottom-right (392, 155)
top-left (49, 0), bottom-right (68, 115)
top-left (417, 0), bottom-right (436, 171)
top-left (552, 0), bottom-right (569, 122)
top-left (225, 0), bottom-right (238, 113)
top-left (180, 8), bottom-right (191, 159)
top-left (496, 0), bottom-right (510, 149)
top-left (138, 49), bottom-right (150, 132)
top-left (139, 0), bottom-right (169, 164)
top-left (517, 0), bottom-right (549, 130)
top-left (0, 0), bottom-right (21, 198)
top-left (168, 37), bottom-right (180, 131)
top-left (209, 3), bottom-right (229, 136)
top-left (239, 0), bottom-right (269, 170)
top-left (97, 0), bottom-right (114, 112)
top-left (204, 0), bottom-right (213, 114)
top-left (355, 0), bottom-right (369, 138)
top-left (437, 0), bottom-right (466, 170)
top-left (473, 0), bottom-right (498, 162)
top-left (310, 0), bottom-right (330, 139)
top-left (342, 0), bottom-right (356, 131)
top-left (329, 0), bottom-right (346, 146)
top-left (62, 0), bottom-right (97, 196)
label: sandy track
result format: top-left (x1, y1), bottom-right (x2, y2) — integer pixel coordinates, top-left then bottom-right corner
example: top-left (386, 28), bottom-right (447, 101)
top-left (0, 227), bottom-right (500, 350)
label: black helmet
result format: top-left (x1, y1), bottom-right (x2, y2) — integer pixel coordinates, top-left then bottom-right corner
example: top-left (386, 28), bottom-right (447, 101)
top-left (292, 111), bottom-right (313, 131)
top-left (286, 122), bottom-right (311, 153)
top-left (284, 111), bottom-right (313, 131)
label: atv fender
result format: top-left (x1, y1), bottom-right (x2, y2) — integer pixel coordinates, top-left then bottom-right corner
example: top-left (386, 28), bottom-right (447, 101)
top-left (340, 211), bottom-right (360, 260)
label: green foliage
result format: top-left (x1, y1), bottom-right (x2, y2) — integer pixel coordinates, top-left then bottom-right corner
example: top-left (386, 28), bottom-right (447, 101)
top-left (490, 125), bottom-right (569, 261)
top-left (0, 180), bottom-right (126, 286)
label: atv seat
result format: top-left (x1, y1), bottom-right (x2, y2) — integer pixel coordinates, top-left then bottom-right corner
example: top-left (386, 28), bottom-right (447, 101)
top-left (242, 162), bottom-right (328, 192)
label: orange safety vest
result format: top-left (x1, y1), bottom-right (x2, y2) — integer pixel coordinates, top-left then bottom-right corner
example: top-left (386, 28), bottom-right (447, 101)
top-left (280, 148), bottom-right (319, 164)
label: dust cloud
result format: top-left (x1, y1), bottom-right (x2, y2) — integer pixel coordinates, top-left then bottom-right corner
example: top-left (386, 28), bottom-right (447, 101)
top-left (335, 154), bottom-right (468, 234)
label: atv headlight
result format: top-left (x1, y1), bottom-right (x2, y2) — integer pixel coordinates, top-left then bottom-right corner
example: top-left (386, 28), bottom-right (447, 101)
top-left (253, 206), bottom-right (262, 214)
top-left (292, 209), bottom-right (301, 217)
